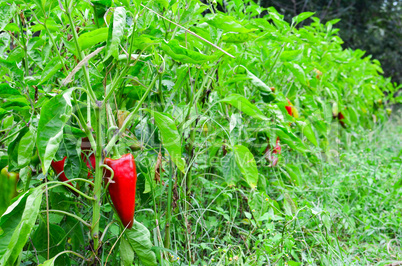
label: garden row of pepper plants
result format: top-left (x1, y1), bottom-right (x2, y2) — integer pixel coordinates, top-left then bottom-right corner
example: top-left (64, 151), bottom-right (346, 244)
top-left (0, 0), bottom-right (399, 264)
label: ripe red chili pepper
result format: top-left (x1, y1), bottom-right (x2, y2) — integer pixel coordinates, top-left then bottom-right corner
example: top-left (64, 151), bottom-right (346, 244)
top-left (81, 153), bottom-right (96, 179)
top-left (265, 137), bottom-right (281, 167)
top-left (104, 153), bottom-right (137, 229)
top-left (285, 106), bottom-right (292, 116)
top-left (51, 157), bottom-right (78, 196)
top-left (336, 112), bottom-right (346, 128)
top-left (272, 137), bottom-right (281, 154)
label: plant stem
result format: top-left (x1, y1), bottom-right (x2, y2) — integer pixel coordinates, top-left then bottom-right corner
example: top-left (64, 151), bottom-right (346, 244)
top-left (40, 210), bottom-right (91, 227)
top-left (17, 12), bottom-right (29, 75)
top-left (46, 183), bottom-right (95, 201)
top-left (91, 103), bottom-right (103, 251)
top-left (158, 74), bottom-right (165, 111)
top-left (64, 0), bottom-right (97, 102)
top-left (72, 91), bottom-right (96, 148)
top-left (104, 72), bottom-right (159, 154)
top-left (163, 159), bottom-right (174, 249)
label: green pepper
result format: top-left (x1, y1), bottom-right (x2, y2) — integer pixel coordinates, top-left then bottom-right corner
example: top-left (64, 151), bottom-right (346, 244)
top-left (0, 166), bottom-right (19, 215)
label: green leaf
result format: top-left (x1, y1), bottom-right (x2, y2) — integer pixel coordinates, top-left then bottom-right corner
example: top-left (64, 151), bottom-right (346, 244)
top-left (286, 63), bottom-right (307, 85)
top-left (78, 27), bottom-right (109, 50)
top-left (147, 110), bottom-right (185, 173)
top-left (273, 125), bottom-right (308, 153)
top-left (222, 32), bottom-right (256, 43)
top-left (17, 126), bottom-right (36, 168)
top-left (161, 39), bottom-right (217, 64)
top-left (283, 164), bottom-right (302, 186)
top-left (38, 250), bottom-right (69, 266)
top-left (221, 94), bottom-right (268, 121)
top-left (38, 57), bottom-right (63, 85)
top-left (104, 7), bottom-right (126, 61)
top-left (129, 35), bottom-right (160, 51)
top-left (292, 12), bottom-right (315, 25)
top-left (283, 193), bottom-right (297, 216)
top-left (239, 65), bottom-right (273, 93)
top-left (280, 50), bottom-right (302, 62)
top-left (233, 145), bottom-right (258, 189)
top-left (0, 188), bottom-right (43, 266)
top-left (62, 136), bottom-right (80, 179)
top-left (39, 257), bottom-right (58, 266)
top-left (126, 220), bottom-right (157, 266)
top-left (32, 221), bottom-right (68, 263)
top-left (299, 122), bottom-right (318, 147)
top-left (120, 235), bottom-right (135, 266)
top-left (37, 89), bottom-right (73, 175)
top-left (8, 127), bottom-right (29, 172)
top-left (0, 191), bottom-right (30, 259)
top-left (155, 0), bottom-right (168, 9)
top-left (0, 3), bottom-right (16, 31)
top-left (207, 14), bottom-right (254, 33)
top-left (222, 152), bottom-right (241, 187)
top-left (0, 84), bottom-right (20, 96)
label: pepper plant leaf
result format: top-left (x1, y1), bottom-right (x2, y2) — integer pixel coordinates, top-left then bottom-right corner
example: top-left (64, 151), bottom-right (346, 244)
top-left (78, 27), bottom-right (108, 50)
top-left (17, 125), bottom-right (36, 168)
top-left (233, 145), bottom-right (259, 189)
top-left (161, 39), bottom-right (218, 64)
top-left (37, 89), bottom-right (73, 175)
top-left (146, 109), bottom-right (186, 173)
top-left (126, 220), bottom-right (158, 266)
top-left (221, 93), bottom-right (268, 121)
top-left (104, 6), bottom-right (126, 61)
top-left (0, 188), bottom-right (43, 266)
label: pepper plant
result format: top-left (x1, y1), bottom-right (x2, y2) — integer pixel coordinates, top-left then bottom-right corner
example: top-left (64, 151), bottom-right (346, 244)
top-left (0, 0), bottom-right (399, 264)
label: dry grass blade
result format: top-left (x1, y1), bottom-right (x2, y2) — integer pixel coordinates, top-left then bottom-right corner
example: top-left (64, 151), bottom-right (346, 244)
top-left (141, 4), bottom-right (235, 59)
top-left (62, 46), bottom-right (105, 85)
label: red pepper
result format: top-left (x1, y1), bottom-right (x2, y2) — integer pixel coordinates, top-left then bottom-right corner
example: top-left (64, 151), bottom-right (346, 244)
top-left (265, 137), bottom-right (281, 167)
top-left (272, 137), bottom-right (281, 154)
top-left (81, 137), bottom-right (96, 179)
top-left (81, 153), bottom-right (96, 179)
top-left (51, 157), bottom-right (78, 196)
top-left (333, 112), bottom-right (346, 128)
top-left (285, 99), bottom-right (293, 116)
top-left (104, 153), bottom-right (137, 229)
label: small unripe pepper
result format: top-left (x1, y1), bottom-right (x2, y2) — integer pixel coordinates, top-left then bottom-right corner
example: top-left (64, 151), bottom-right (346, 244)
top-left (0, 166), bottom-right (19, 215)
top-left (104, 153), bottom-right (137, 229)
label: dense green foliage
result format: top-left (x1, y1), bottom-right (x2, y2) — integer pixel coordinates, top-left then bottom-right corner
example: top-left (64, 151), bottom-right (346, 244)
top-left (257, 0), bottom-right (402, 84)
top-left (0, 0), bottom-right (400, 265)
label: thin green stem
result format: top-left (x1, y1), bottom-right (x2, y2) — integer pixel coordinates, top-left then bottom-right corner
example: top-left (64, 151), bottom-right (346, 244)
top-left (46, 183), bottom-right (95, 201)
top-left (40, 210), bottom-right (91, 227)
top-left (104, 72), bottom-right (160, 154)
top-left (157, 74), bottom-right (165, 111)
top-left (43, 23), bottom-right (68, 73)
top-left (72, 92), bottom-right (96, 149)
top-left (64, 0), bottom-right (97, 102)
top-left (51, 250), bottom-right (89, 262)
top-left (91, 104), bottom-right (103, 251)
top-left (17, 13), bottom-right (28, 75)
top-left (102, 65), bottom-right (129, 108)
top-left (163, 159), bottom-right (174, 249)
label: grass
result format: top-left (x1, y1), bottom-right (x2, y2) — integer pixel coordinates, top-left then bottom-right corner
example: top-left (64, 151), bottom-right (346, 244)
top-left (164, 113), bottom-right (402, 266)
